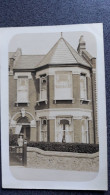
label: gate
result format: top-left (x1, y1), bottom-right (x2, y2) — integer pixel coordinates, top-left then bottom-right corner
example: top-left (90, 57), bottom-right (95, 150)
top-left (9, 139), bottom-right (27, 166)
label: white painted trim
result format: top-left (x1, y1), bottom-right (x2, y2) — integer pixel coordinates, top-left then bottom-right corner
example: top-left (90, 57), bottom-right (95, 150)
top-left (36, 67), bottom-right (90, 78)
top-left (10, 110), bottom-right (36, 128)
top-left (36, 108), bottom-right (92, 120)
top-left (14, 72), bottom-right (32, 79)
top-left (36, 107), bottom-right (92, 113)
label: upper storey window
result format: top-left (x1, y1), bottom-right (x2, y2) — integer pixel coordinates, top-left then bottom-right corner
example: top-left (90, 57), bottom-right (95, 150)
top-left (40, 74), bottom-right (47, 100)
top-left (55, 71), bottom-right (72, 100)
top-left (17, 76), bottom-right (28, 103)
top-left (80, 73), bottom-right (87, 100)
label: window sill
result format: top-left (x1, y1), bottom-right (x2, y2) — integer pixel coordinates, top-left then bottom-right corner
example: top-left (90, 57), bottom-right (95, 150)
top-left (36, 100), bottom-right (48, 105)
top-left (15, 101), bottom-right (30, 106)
top-left (80, 99), bottom-right (91, 104)
top-left (54, 98), bottom-right (74, 104)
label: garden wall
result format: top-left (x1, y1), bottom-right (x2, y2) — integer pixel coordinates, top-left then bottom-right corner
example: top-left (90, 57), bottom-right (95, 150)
top-left (27, 147), bottom-right (99, 172)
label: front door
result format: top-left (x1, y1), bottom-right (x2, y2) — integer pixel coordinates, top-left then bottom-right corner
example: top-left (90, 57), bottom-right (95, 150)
top-left (21, 125), bottom-right (30, 142)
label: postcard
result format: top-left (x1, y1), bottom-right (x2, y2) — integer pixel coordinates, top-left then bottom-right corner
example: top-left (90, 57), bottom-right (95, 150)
top-left (1, 23), bottom-right (108, 190)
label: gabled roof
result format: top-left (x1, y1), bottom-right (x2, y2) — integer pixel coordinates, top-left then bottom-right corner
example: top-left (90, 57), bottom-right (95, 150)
top-left (13, 55), bottom-right (44, 70)
top-left (37, 37), bottom-right (90, 68)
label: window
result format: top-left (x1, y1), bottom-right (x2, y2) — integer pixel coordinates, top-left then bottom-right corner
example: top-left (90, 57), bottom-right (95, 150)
top-left (56, 118), bottom-right (73, 143)
top-left (80, 73), bottom-right (87, 100)
top-left (82, 119), bottom-right (89, 143)
top-left (17, 76), bottom-right (28, 103)
top-left (55, 72), bottom-right (72, 100)
top-left (40, 75), bottom-right (47, 100)
top-left (40, 118), bottom-right (47, 142)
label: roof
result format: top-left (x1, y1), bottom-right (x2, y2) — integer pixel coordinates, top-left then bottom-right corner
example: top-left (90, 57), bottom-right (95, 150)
top-left (37, 37), bottom-right (90, 68)
top-left (9, 37), bottom-right (91, 70)
top-left (13, 55), bottom-right (44, 69)
top-left (82, 50), bottom-right (94, 60)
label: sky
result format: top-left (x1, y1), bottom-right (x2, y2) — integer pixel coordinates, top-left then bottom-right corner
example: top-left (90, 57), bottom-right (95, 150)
top-left (9, 31), bottom-right (97, 57)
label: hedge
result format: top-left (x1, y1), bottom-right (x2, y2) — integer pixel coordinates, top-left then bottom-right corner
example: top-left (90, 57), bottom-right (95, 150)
top-left (27, 142), bottom-right (99, 154)
top-left (9, 134), bottom-right (99, 153)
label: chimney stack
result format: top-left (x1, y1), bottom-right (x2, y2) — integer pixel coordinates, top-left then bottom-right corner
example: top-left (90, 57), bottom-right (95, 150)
top-left (77, 35), bottom-right (86, 55)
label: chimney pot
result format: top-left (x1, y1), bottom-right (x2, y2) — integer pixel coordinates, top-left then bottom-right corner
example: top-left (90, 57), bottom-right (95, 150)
top-left (77, 35), bottom-right (86, 55)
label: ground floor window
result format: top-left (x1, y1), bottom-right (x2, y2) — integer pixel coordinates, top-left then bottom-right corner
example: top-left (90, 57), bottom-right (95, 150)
top-left (40, 118), bottom-right (47, 142)
top-left (82, 119), bottom-right (89, 143)
top-left (56, 117), bottom-right (73, 143)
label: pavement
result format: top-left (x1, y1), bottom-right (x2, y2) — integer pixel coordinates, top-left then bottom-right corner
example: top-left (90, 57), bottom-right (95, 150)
top-left (10, 166), bottom-right (98, 181)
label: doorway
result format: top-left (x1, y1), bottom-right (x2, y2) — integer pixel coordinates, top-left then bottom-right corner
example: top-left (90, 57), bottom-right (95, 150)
top-left (20, 125), bottom-right (30, 142)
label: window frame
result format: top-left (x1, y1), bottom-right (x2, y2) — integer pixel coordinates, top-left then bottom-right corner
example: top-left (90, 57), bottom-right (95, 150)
top-left (80, 73), bottom-right (90, 104)
top-left (17, 76), bottom-right (29, 104)
top-left (55, 117), bottom-right (74, 143)
top-left (54, 71), bottom-right (73, 102)
top-left (40, 118), bottom-right (47, 142)
top-left (40, 74), bottom-right (47, 101)
top-left (81, 118), bottom-right (89, 144)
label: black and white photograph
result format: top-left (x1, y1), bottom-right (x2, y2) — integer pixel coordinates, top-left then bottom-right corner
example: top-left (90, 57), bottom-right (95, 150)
top-left (1, 24), bottom-right (108, 190)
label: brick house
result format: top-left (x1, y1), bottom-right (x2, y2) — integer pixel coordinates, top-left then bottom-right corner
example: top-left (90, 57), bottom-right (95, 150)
top-left (9, 35), bottom-right (98, 144)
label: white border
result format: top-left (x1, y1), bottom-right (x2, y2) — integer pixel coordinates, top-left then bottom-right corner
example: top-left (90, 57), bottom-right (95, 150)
top-left (0, 23), bottom-right (108, 190)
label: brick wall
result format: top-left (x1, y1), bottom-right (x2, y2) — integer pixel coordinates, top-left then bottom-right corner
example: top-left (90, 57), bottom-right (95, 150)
top-left (27, 147), bottom-right (99, 172)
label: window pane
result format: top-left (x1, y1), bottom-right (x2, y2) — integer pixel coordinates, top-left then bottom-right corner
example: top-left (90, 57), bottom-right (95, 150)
top-left (56, 73), bottom-right (71, 88)
top-left (17, 90), bottom-right (28, 103)
top-left (41, 120), bottom-right (47, 142)
top-left (40, 76), bottom-right (47, 100)
top-left (41, 131), bottom-right (47, 142)
top-left (82, 119), bottom-right (88, 143)
top-left (56, 119), bottom-right (73, 143)
top-left (17, 78), bottom-right (28, 102)
top-left (65, 131), bottom-right (73, 143)
top-left (55, 72), bottom-right (72, 99)
top-left (80, 75), bottom-right (87, 99)
top-left (41, 89), bottom-right (47, 100)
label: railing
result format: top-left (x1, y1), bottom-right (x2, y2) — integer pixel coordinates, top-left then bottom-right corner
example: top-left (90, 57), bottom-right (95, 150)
top-left (9, 141), bottom-right (27, 166)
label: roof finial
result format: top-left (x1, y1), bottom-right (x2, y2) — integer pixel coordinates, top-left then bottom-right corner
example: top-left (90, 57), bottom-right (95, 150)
top-left (61, 32), bottom-right (63, 38)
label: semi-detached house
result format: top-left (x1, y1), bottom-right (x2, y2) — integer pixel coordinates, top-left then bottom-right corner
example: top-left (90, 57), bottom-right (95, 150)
top-left (9, 35), bottom-right (98, 144)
